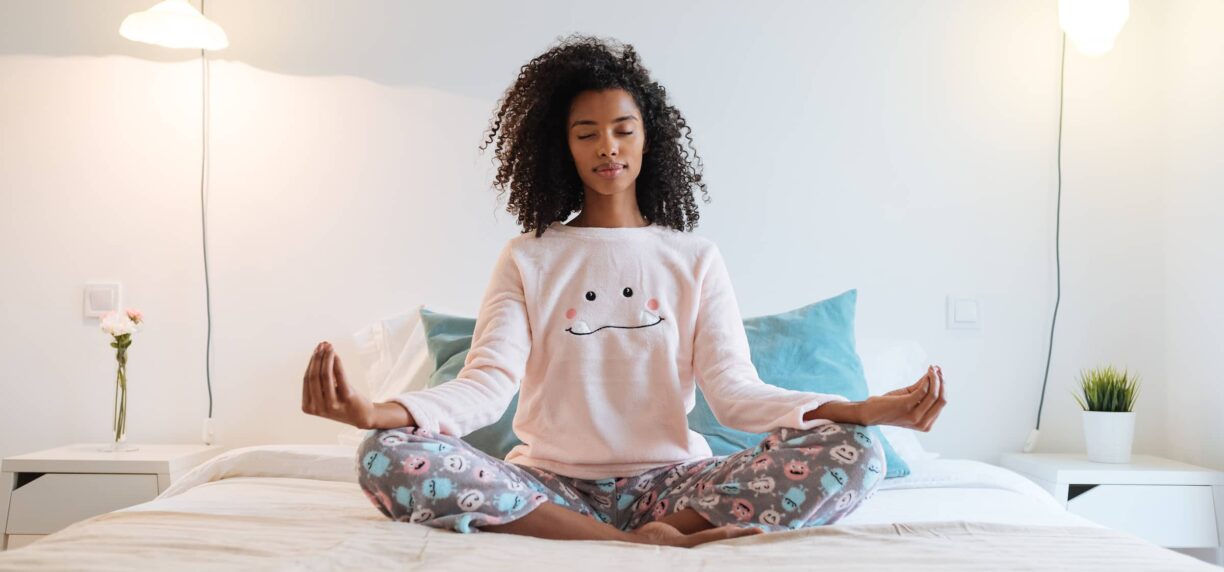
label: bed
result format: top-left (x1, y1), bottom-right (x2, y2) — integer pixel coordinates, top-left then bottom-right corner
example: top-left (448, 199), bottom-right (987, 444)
top-left (0, 443), bottom-right (1215, 571)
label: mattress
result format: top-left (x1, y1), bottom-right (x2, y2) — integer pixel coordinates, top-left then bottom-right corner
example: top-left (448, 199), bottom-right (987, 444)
top-left (0, 444), bottom-right (1215, 571)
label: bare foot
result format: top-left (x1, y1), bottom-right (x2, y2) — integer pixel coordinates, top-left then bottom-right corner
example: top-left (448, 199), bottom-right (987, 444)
top-left (627, 521), bottom-right (764, 548)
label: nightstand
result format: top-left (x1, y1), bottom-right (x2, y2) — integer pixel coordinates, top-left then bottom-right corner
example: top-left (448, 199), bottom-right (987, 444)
top-left (1000, 452), bottom-right (1224, 565)
top-left (0, 443), bottom-right (224, 551)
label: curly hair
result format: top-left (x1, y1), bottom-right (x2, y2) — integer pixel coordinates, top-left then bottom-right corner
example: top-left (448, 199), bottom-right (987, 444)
top-left (479, 34), bottom-right (710, 237)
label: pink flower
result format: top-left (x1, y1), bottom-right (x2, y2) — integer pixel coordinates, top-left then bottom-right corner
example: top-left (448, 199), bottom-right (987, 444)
top-left (125, 308), bottom-right (144, 324)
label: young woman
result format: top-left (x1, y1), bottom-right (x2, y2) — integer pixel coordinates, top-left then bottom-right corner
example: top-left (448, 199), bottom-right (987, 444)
top-left (302, 35), bottom-right (947, 548)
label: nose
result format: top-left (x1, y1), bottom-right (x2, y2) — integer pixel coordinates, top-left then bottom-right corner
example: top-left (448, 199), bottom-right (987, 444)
top-left (599, 137), bottom-right (617, 158)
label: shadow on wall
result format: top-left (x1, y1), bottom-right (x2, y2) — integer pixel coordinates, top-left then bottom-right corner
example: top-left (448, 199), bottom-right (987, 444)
top-left (0, 0), bottom-right (667, 98)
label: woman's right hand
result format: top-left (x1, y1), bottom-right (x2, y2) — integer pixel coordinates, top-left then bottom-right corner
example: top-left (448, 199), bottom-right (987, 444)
top-left (301, 341), bottom-right (376, 429)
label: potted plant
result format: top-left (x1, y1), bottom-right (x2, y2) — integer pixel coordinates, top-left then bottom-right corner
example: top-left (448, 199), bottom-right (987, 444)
top-left (1072, 365), bottom-right (1141, 463)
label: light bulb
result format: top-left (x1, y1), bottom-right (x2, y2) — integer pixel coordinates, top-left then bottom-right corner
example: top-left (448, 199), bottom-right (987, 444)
top-left (1059, 0), bottom-right (1129, 57)
top-left (119, 0), bottom-right (228, 51)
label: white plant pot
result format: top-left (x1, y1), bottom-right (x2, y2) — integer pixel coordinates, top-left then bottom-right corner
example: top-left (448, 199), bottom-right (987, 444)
top-left (1082, 411), bottom-right (1136, 463)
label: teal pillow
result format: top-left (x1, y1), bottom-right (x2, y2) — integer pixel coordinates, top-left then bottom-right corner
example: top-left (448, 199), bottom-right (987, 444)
top-left (418, 307), bottom-right (523, 459)
top-left (686, 289), bottom-right (910, 478)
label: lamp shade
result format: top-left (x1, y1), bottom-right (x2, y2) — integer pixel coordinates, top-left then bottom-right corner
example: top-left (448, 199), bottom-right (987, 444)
top-left (1059, 0), bottom-right (1129, 57)
top-left (119, 0), bottom-right (228, 51)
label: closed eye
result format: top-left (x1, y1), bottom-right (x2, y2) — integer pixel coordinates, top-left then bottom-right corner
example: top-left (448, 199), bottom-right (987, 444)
top-left (578, 132), bottom-right (634, 139)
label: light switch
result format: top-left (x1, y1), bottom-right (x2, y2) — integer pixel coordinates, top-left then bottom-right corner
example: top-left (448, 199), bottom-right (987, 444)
top-left (947, 296), bottom-right (981, 329)
top-left (84, 282), bottom-right (121, 318)
top-left (955, 299), bottom-right (979, 322)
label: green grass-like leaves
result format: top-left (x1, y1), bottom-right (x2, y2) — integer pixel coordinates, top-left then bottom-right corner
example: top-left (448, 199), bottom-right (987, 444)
top-left (1072, 365), bottom-right (1141, 412)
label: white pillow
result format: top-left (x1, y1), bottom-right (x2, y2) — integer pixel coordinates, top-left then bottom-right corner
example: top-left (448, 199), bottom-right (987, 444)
top-left (355, 304), bottom-right (434, 400)
top-left (855, 336), bottom-right (941, 462)
top-left (337, 305), bottom-right (433, 446)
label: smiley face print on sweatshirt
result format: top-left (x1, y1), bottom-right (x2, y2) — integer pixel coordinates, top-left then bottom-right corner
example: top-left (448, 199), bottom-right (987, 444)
top-left (564, 286), bottom-right (664, 336)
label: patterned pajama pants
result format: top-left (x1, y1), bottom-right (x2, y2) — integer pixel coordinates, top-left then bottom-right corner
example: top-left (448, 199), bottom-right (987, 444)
top-left (356, 422), bottom-right (886, 534)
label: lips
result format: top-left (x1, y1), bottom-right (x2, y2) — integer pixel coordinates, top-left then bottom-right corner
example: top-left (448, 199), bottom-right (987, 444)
top-left (595, 164), bottom-right (626, 179)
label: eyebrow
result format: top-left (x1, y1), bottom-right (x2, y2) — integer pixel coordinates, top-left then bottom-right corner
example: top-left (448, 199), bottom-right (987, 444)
top-left (569, 115), bottom-right (639, 129)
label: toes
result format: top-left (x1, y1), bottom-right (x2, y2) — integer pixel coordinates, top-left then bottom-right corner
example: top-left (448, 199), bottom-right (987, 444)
top-left (640, 522), bottom-right (765, 548)
top-left (630, 521), bottom-right (682, 544)
top-left (685, 525), bottom-right (757, 546)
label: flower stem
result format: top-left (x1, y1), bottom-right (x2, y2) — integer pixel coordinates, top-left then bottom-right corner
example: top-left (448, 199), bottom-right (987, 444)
top-left (114, 346), bottom-right (128, 443)
top-left (112, 366), bottom-right (120, 434)
top-left (119, 365), bottom-right (126, 441)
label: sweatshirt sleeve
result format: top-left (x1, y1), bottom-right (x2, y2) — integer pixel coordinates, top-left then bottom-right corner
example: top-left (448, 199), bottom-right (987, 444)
top-left (389, 241), bottom-right (532, 437)
top-left (691, 244), bottom-right (850, 433)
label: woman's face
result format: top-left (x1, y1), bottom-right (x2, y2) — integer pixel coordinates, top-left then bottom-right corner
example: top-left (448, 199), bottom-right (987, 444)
top-left (566, 88), bottom-right (646, 198)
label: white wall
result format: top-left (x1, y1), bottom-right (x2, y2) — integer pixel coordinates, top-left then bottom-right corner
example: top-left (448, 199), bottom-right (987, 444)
top-left (0, 0), bottom-right (1216, 470)
top-left (1162, 0), bottom-right (1224, 471)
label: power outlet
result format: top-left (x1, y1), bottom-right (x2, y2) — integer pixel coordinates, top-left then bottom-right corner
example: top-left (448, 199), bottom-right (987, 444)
top-left (203, 418), bottom-right (215, 445)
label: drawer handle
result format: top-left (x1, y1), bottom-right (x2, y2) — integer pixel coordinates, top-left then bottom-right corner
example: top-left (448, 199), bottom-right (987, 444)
top-left (1068, 484), bottom-right (1099, 500)
top-left (14, 472), bottom-right (46, 491)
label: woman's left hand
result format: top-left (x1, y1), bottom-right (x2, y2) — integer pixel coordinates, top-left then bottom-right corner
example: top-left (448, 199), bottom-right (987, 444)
top-left (858, 365), bottom-right (946, 431)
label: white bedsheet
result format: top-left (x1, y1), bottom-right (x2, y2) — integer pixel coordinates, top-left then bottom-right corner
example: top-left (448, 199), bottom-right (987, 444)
top-left (0, 444), bottom-right (1214, 571)
top-left (843, 458), bottom-right (1100, 528)
top-left (147, 444), bottom-right (1096, 528)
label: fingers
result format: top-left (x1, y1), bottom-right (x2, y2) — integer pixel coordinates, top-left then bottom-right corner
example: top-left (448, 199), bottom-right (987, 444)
top-left (936, 365), bottom-right (944, 399)
top-left (334, 353), bottom-right (350, 399)
top-left (919, 367), bottom-right (940, 411)
top-left (918, 367), bottom-right (947, 430)
top-left (892, 365), bottom-right (937, 400)
top-left (302, 345), bottom-right (314, 411)
top-left (890, 377), bottom-right (922, 397)
top-left (304, 343), bottom-right (321, 411)
top-left (310, 342), bottom-right (327, 411)
top-left (323, 343), bottom-right (338, 405)
top-left (907, 368), bottom-right (934, 407)
top-left (908, 368), bottom-right (939, 426)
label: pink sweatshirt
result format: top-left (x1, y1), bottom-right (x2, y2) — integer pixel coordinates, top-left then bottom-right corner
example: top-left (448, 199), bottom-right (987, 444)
top-left (392, 221), bottom-right (850, 480)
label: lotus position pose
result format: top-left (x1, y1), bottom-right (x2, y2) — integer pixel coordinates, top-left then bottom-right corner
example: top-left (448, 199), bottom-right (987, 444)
top-left (302, 34), bottom-right (946, 549)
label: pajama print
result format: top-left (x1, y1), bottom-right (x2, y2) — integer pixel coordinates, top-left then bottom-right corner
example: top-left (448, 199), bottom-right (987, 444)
top-left (357, 421), bottom-right (886, 534)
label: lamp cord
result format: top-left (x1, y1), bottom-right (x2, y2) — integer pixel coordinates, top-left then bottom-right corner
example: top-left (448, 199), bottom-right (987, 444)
top-left (1036, 32), bottom-right (1067, 432)
top-left (200, 0), bottom-right (214, 421)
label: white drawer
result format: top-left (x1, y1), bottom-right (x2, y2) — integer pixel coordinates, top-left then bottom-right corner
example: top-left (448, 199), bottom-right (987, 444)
top-left (1067, 484), bottom-right (1218, 548)
top-left (7, 473), bottom-right (160, 534)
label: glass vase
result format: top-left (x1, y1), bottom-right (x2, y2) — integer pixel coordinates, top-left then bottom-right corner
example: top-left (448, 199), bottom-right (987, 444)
top-left (100, 344), bottom-right (138, 452)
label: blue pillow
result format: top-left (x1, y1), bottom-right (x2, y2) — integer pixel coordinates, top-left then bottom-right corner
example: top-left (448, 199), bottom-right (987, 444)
top-left (418, 307), bottom-right (523, 460)
top-left (686, 289), bottom-right (910, 478)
